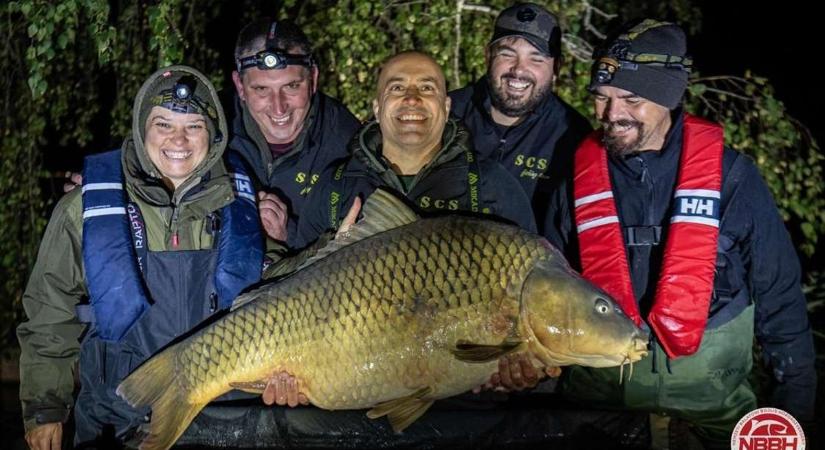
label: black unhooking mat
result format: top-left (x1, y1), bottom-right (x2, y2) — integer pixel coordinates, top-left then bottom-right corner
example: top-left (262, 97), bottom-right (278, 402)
top-left (173, 392), bottom-right (650, 450)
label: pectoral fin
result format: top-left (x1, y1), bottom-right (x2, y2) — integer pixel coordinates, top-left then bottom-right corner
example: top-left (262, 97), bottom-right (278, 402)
top-left (450, 338), bottom-right (524, 362)
top-left (229, 380), bottom-right (268, 395)
top-left (367, 386), bottom-right (434, 432)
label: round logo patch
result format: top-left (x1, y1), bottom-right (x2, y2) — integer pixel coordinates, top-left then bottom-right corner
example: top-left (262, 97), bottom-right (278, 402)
top-left (516, 7), bottom-right (536, 22)
top-left (731, 408), bottom-right (805, 450)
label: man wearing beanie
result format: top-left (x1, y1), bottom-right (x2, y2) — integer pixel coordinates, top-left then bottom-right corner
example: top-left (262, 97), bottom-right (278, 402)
top-left (543, 19), bottom-right (816, 449)
top-left (449, 2), bottom-right (592, 235)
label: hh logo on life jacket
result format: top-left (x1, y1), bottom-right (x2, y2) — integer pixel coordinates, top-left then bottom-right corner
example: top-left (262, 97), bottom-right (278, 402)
top-left (235, 178), bottom-right (253, 196)
top-left (671, 192), bottom-right (720, 226)
top-left (230, 172), bottom-right (256, 202)
top-left (679, 197), bottom-right (716, 216)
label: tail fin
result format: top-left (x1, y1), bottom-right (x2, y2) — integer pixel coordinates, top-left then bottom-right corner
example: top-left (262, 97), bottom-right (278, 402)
top-left (116, 347), bottom-right (206, 450)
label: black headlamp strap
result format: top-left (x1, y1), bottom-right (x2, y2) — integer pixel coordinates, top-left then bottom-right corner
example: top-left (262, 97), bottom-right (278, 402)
top-left (624, 52), bottom-right (692, 70)
top-left (236, 20), bottom-right (315, 72)
top-left (151, 79), bottom-right (217, 122)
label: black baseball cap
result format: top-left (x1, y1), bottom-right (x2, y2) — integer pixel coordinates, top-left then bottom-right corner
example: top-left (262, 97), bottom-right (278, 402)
top-left (490, 3), bottom-right (562, 57)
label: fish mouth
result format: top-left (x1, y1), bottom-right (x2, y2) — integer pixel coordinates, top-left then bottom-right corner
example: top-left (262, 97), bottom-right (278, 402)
top-left (617, 334), bottom-right (649, 383)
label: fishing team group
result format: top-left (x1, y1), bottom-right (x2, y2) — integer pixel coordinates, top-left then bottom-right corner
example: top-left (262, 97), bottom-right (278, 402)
top-left (17, 2), bottom-right (815, 450)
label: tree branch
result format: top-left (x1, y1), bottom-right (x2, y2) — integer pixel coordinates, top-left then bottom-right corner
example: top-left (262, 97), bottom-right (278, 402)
top-left (454, 0), bottom-right (464, 87)
top-left (461, 4), bottom-right (497, 15)
top-left (582, 1), bottom-right (616, 39)
top-left (562, 34), bottom-right (593, 62)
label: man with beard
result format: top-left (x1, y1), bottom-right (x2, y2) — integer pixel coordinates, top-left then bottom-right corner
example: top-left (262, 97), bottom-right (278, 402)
top-left (293, 51), bottom-right (535, 250)
top-left (543, 20), bottom-right (815, 448)
top-left (449, 2), bottom-right (591, 233)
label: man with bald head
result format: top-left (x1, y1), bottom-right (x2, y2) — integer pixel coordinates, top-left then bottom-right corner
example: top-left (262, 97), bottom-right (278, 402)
top-left (294, 51), bottom-right (534, 247)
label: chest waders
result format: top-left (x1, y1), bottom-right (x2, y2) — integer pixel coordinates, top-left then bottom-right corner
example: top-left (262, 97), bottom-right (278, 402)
top-left (75, 248), bottom-right (218, 446)
top-left (74, 150), bottom-right (262, 446)
top-left (562, 306), bottom-right (755, 448)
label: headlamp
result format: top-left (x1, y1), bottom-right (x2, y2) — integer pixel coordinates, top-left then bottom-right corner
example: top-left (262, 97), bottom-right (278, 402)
top-left (154, 80), bottom-right (214, 117)
top-left (236, 51), bottom-right (315, 72)
top-left (236, 20), bottom-right (315, 73)
top-left (149, 76), bottom-right (223, 143)
top-left (592, 20), bottom-right (693, 84)
top-left (593, 57), bottom-right (620, 84)
top-left (173, 82), bottom-right (191, 102)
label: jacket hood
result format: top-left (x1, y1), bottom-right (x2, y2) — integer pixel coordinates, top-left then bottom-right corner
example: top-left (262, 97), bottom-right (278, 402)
top-left (124, 65), bottom-right (228, 200)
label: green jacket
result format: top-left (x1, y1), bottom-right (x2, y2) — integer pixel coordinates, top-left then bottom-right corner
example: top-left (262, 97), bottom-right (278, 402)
top-left (16, 66), bottom-right (236, 433)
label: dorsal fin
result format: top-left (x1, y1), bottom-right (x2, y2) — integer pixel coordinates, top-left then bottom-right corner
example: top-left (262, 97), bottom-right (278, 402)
top-left (296, 188), bottom-right (419, 270)
top-left (234, 190), bottom-right (418, 311)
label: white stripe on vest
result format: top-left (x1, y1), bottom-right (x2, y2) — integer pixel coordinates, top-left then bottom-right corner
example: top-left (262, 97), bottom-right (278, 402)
top-left (83, 206), bottom-right (127, 219)
top-left (82, 182), bottom-right (123, 193)
top-left (574, 190), bottom-right (614, 207)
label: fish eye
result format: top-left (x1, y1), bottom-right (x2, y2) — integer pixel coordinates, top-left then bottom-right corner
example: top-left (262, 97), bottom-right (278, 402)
top-left (595, 298), bottom-right (611, 315)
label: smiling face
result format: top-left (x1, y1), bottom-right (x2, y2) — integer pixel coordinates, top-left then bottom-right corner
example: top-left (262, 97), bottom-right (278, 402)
top-left (232, 50), bottom-right (318, 145)
top-left (592, 85), bottom-right (672, 157)
top-left (486, 36), bottom-right (556, 121)
top-left (144, 106), bottom-right (210, 189)
top-left (372, 52), bottom-right (451, 161)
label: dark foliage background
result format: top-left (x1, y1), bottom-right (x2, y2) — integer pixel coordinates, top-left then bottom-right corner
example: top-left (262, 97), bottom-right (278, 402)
top-left (2, 0), bottom-right (821, 430)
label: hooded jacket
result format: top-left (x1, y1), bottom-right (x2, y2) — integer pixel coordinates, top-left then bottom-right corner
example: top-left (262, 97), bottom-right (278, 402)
top-left (294, 120), bottom-right (536, 249)
top-left (17, 66), bottom-right (261, 435)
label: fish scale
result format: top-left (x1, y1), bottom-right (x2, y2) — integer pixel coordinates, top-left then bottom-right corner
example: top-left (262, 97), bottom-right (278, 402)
top-left (117, 192), bottom-right (648, 450)
top-left (185, 219), bottom-right (533, 402)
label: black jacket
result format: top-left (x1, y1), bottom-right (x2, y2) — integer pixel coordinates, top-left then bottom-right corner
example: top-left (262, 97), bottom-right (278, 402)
top-left (229, 92), bottom-right (360, 245)
top-left (449, 76), bottom-right (592, 233)
top-left (294, 120), bottom-right (536, 249)
top-left (544, 112), bottom-right (817, 420)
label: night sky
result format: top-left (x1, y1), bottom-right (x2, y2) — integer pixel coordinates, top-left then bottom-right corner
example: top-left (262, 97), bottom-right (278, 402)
top-left (693, 2), bottom-right (822, 147)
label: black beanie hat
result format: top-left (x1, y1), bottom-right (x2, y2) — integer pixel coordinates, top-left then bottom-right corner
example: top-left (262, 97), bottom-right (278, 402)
top-left (589, 20), bottom-right (692, 109)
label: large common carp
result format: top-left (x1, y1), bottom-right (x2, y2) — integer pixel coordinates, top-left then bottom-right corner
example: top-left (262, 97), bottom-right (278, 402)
top-left (117, 190), bottom-right (648, 450)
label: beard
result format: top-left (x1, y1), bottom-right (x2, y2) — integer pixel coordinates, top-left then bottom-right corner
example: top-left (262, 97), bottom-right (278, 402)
top-left (602, 119), bottom-right (645, 158)
top-left (488, 72), bottom-right (551, 118)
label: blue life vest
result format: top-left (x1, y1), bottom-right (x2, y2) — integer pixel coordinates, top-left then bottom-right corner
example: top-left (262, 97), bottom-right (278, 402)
top-left (81, 149), bottom-right (262, 342)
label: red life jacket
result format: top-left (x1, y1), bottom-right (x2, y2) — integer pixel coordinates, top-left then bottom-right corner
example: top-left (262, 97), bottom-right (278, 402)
top-left (573, 114), bottom-right (723, 358)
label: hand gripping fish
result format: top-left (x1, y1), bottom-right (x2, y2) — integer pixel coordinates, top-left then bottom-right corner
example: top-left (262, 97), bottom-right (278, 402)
top-left (117, 189), bottom-right (648, 449)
